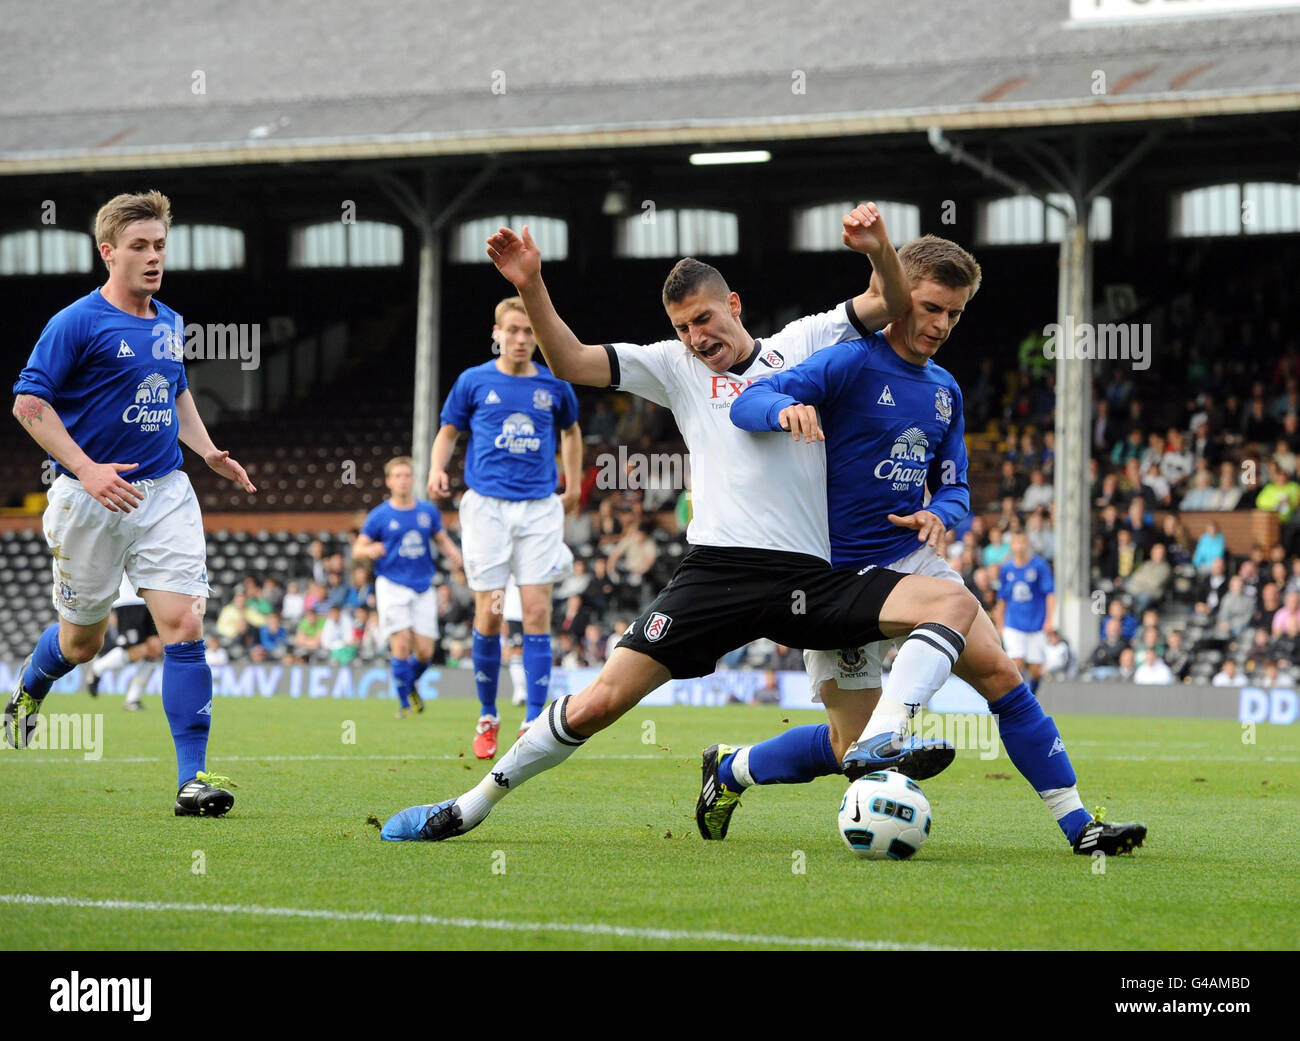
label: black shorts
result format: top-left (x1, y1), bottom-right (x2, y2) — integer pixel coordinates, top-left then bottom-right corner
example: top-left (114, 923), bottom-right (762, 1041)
top-left (616, 545), bottom-right (906, 679)
top-left (115, 604), bottom-right (158, 647)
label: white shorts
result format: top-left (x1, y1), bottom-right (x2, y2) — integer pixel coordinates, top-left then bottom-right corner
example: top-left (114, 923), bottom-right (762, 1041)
top-left (459, 488), bottom-right (574, 592)
top-left (804, 543), bottom-right (964, 701)
top-left (1002, 627), bottom-right (1047, 665)
top-left (375, 574), bottom-right (439, 640)
top-left (43, 470), bottom-right (209, 626)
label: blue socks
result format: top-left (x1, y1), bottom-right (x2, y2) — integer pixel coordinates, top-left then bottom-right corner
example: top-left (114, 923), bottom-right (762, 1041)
top-left (408, 656), bottom-right (430, 685)
top-left (521, 633), bottom-right (552, 723)
top-left (990, 683), bottom-right (1091, 843)
top-left (161, 639), bottom-right (212, 788)
top-left (24, 624), bottom-right (75, 698)
top-left (390, 657), bottom-right (414, 708)
top-left (472, 630), bottom-right (502, 718)
top-left (719, 724), bottom-right (839, 790)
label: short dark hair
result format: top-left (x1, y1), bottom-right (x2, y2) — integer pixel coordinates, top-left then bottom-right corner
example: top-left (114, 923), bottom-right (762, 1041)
top-left (897, 235), bottom-right (982, 298)
top-left (662, 257), bottom-right (730, 307)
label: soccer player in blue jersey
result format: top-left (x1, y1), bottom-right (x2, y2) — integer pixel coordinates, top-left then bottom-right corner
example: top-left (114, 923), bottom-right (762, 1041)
top-left (996, 532), bottom-right (1055, 696)
top-left (428, 297), bottom-right (583, 758)
top-left (354, 457), bottom-right (462, 717)
top-left (6, 190), bottom-right (254, 817)
top-left (719, 235), bottom-right (1145, 855)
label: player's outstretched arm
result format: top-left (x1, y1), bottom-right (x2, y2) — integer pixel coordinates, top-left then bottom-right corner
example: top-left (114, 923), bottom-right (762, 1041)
top-left (559, 422), bottom-right (583, 513)
top-left (352, 533), bottom-right (385, 562)
top-left (486, 225), bottom-right (611, 387)
top-left (843, 203), bottom-right (910, 333)
top-left (175, 390), bottom-right (256, 493)
top-left (434, 529), bottom-right (463, 571)
top-left (12, 393), bottom-right (144, 512)
top-left (731, 345), bottom-right (849, 436)
top-left (428, 424), bottom-right (459, 499)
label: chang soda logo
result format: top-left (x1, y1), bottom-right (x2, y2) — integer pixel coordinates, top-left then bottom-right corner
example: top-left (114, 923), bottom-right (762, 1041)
top-left (494, 412), bottom-right (542, 454)
top-left (874, 427), bottom-right (929, 491)
top-left (122, 374), bottom-right (173, 432)
top-left (398, 530), bottom-right (427, 559)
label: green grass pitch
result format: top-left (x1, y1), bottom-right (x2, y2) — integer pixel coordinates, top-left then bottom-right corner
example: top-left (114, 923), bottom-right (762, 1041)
top-left (2, 692), bottom-right (1297, 950)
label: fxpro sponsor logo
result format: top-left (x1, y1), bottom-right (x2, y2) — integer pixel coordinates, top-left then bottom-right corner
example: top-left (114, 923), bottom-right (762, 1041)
top-left (874, 426), bottom-right (930, 492)
top-left (122, 374), bottom-right (174, 432)
top-left (494, 412), bottom-right (542, 454)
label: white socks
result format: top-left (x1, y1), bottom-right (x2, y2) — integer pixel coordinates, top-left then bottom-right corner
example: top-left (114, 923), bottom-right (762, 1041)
top-left (456, 695), bottom-right (586, 828)
top-left (92, 646), bottom-right (130, 677)
top-left (861, 623), bottom-right (966, 744)
top-left (509, 659), bottom-right (526, 706)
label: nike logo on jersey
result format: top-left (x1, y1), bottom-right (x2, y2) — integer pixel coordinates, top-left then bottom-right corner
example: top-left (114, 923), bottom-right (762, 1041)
top-left (117, 340), bottom-right (135, 358)
top-left (877, 385), bottom-right (895, 406)
top-left (485, 390), bottom-right (501, 404)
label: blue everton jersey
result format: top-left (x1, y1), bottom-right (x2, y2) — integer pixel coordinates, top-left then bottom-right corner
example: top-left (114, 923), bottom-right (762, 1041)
top-left (440, 361), bottom-right (579, 501)
top-left (13, 289), bottom-right (188, 482)
top-left (362, 500), bottom-right (443, 593)
top-left (998, 556), bottom-right (1054, 632)
top-left (730, 335), bottom-right (969, 568)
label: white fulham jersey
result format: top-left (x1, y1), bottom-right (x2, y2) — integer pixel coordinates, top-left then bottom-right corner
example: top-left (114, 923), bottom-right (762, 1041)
top-left (606, 301), bottom-right (866, 561)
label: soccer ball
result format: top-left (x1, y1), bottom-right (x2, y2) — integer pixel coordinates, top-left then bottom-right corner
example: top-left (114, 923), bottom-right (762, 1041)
top-left (837, 771), bottom-right (931, 860)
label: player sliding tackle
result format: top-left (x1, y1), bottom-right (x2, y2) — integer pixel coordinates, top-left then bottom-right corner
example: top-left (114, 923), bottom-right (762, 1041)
top-left (712, 234), bottom-right (1145, 855)
top-left (383, 204), bottom-right (981, 841)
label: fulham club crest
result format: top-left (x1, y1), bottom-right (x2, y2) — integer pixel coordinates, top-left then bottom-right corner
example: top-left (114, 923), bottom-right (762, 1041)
top-left (762, 349), bottom-right (785, 369)
top-left (645, 612), bottom-right (673, 642)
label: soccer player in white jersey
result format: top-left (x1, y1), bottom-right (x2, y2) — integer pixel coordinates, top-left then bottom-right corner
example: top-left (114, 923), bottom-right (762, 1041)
top-left (6, 190), bottom-right (253, 817)
top-left (428, 297), bottom-right (583, 759)
top-left (381, 204), bottom-right (983, 842)
top-left (353, 457), bottom-right (463, 717)
top-left (716, 235), bottom-right (1144, 855)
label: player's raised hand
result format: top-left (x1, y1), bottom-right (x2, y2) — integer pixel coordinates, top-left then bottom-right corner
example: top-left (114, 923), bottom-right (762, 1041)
top-left (428, 469), bottom-right (451, 500)
top-left (486, 225), bottom-right (542, 288)
top-left (777, 403), bottom-right (824, 444)
top-left (205, 449), bottom-right (256, 493)
top-left (887, 510), bottom-right (945, 551)
top-left (842, 202), bottom-right (889, 257)
top-left (78, 461), bottom-right (144, 513)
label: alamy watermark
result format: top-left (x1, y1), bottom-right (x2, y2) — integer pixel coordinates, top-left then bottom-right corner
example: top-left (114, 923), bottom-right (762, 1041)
top-left (152, 316), bottom-right (260, 370)
top-left (595, 445), bottom-right (691, 491)
top-left (4, 713), bottom-right (103, 759)
top-left (1042, 315), bottom-right (1151, 371)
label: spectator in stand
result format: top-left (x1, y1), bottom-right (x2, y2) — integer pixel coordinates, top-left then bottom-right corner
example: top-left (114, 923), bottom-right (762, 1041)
top-left (1273, 613), bottom-right (1300, 664)
top-left (216, 592), bottom-right (249, 645)
top-left (1255, 461), bottom-right (1300, 522)
top-left (554, 557), bottom-right (592, 602)
top-left (320, 604), bottom-right (356, 664)
top-left (294, 604), bottom-right (327, 662)
top-left (249, 644), bottom-right (269, 664)
top-left (581, 623), bottom-right (606, 666)
top-left (1133, 648), bottom-right (1175, 685)
top-left (1110, 427), bottom-right (1144, 469)
top-left (1092, 398), bottom-right (1113, 454)
top-left (968, 565), bottom-right (999, 614)
top-left (1274, 436), bottom-right (1298, 479)
top-left (1140, 461), bottom-right (1172, 508)
top-left (1026, 507), bottom-right (1054, 561)
top-left (1111, 528), bottom-right (1139, 582)
top-left (1209, 462), bottom-right (1243, 511)
top-left (1138, 431), bottom-right (1165, 475)
top-left (1043, 629), bottom-right (1074, 680)
top-left (1251, 582), bottom-right (1282, 633)
top-left (1180, 470), bottom-right (1216, 511)
top-left (306, 539), bottom-right (328, 585)
top-left (324, 571), bottom-right (349, 610)
top-left (1019, 468), bottom-right (1054, 514)
top-left (1241, 395), bottom-right (1279, 447)
top-left (344, 565), bottom-right (375, 613)
top-left (1095, 472), bottom-right (1126, 510)
top-left (1215, 575), bottom-right (1255, 638)
top-left (259, 612), bottom-right (293, 663)
top-left (1089, 618), bottom-right (1128, 680)
top-left (996, 459), bottom-right (1027, 502)
top-left (1124, 498), bottom-right (1157, 556)
top-left (1191, 521), bottom-right (1225, 573)
top-left (281, 580), bottom-right (305, 624)
top-left (243, 578), bottom-right (271, 628)
top-left (1197, 555), bottom-right (1230, 611)
top-left (205, 635), bottom-right (229, 667)
top-left (1271, 589), bottom-right (1300, 636)
top-left (1126, 542), bottom-right (1172, 615)
top-left (1100, 599), bottom-right (1139, 644)
top-left (1164, 629), bottom-right (1191, 682)
top-left (607, 520), bottom-right (658, 607)
top-left (1257, 659), bottom-right (1296, 688)
top-left (1157, 514), bottom-right (1191, 567)
top-left (302, 580), bottom-right (327, 615)
top-left (1117, 647), bottom-right (1137, 682)
top-left (582, 555), bottom-right (615, 617)
top-left (1160, 429), bottom-right (1195, 490)
top-left (1135, 624), bottom-right (1166, 660)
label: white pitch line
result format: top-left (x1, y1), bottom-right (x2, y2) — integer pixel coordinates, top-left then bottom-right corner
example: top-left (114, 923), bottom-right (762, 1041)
top-left (0, 753), bottom-right (670, 765)
top-left (0, 893), bottom-right (980, 952)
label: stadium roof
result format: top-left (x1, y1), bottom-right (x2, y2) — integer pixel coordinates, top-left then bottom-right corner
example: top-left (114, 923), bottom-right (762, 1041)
top-left (2, 0), bottom-right (1298, 174)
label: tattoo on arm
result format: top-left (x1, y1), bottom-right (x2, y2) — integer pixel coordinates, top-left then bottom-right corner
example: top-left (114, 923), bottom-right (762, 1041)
top-left (15, 396), bottom-right (50, 427)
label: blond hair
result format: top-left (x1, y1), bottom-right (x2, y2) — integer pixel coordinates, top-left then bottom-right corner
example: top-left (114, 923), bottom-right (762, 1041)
top-left (94, 191), bottom-right (172, 269)
top-left (384, 456), bottom-right (414, 476)
top-left (494, 296), bottom-right (528, 326)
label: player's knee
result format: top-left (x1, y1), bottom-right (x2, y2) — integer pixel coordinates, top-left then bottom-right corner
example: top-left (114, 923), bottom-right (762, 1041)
top-left (60, 636), bottom-right (100, 665)
top-left (929, 584), bottom-right (979, 634)
top-left (521, 605), bottom-right (550, 631)
top-left (474, 612), bottom-right (503, 637)
top-left (565, 678), bottom-right (628, 735)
